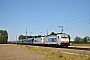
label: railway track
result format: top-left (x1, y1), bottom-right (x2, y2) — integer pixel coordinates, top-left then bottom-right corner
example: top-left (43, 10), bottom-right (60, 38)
top-left (66, 47), bottom-right (90, 51)
top-left (24, 44), bottom-right (90, 51)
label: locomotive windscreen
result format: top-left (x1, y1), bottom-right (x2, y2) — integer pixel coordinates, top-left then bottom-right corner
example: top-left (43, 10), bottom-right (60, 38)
top-left (61, 34), bottom-right (68, 38)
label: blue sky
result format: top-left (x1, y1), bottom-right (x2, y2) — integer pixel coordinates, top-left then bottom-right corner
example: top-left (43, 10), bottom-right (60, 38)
top-left (0, 0), bottom-right (90, 41)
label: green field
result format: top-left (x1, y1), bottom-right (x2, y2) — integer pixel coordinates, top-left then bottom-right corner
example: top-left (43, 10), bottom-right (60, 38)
top-left (17, 45), bottom-right (90, 60)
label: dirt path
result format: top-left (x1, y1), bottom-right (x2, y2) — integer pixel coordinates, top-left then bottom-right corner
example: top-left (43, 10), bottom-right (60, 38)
top-left (0, 44), bottom-right (45, 60)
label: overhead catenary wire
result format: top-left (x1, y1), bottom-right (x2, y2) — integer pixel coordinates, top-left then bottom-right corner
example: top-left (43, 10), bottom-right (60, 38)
top-left (65, 19), bottom-right (89, 30)
top-left (42, 16), bottom-right (89, 34)
top-left (42, 20), bottom-right (89, 34)
top-left (64, 18), bottom-right (89, 28)
top-left (41, 10), bottom-right (89, 30)
top-left (40, 11), bottom-right (90, 33)
top-left (28, 10), bottom-right (90, 35)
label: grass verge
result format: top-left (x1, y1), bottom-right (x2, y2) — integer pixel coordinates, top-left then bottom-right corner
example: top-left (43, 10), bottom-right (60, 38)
top-left (71, 44), bottom-right (90, 47)
top-left (16, 44), bottom-right (90, 60)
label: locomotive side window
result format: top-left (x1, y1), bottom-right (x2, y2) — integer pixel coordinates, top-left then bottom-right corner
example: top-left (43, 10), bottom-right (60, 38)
top-left (58, 36), bottom-right (59, 39)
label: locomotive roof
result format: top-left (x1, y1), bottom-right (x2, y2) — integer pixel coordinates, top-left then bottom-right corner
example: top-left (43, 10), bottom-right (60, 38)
top-left (47, 33), bottom-right (66, 36)
top-left (57, 33), bottom-right (66, 34)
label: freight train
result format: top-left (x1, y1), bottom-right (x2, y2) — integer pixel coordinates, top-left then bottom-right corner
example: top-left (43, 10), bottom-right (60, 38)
top-left (11, 33), bottom-right (70, 47)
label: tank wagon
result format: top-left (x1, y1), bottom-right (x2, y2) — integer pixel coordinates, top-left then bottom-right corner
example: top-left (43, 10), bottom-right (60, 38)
top-left (11, 33), bottom-right (70, 47)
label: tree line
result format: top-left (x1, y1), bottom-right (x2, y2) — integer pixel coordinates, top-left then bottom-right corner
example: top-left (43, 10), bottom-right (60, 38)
top-left (0, 30), bottom-right (8, 44)
top-left (73, 36), bottom-right (90, 44)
